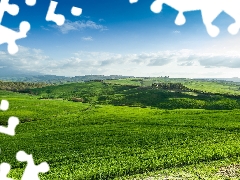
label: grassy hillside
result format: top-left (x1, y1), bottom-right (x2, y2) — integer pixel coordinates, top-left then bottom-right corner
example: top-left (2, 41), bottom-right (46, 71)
top-left (105, 78), bottom-right (240, 95)
top-left (1, 91), bottom-right (240, 179)
top-left (21, 81), bottom-right (240, 110)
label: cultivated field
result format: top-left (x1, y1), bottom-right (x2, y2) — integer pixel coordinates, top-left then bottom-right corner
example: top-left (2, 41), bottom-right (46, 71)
top-left (0, 79), bottom-right (240, 179)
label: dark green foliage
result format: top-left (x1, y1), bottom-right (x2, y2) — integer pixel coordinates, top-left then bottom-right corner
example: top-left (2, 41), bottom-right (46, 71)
top-left (205, 99), bottom-right (239, 110)
top-left (158, 98), bottom-right (206, 109)
top-left (0, 81), bottom-right (49, 92)
top-left (21, 81), bottom-right (240, 110)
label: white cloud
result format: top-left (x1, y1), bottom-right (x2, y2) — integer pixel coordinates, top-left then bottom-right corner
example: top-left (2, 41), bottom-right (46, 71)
top-left (0, 46), bottom-right (51, 76)
top-left (41, 26), bottom-right (50, 31)
top-left (82, 36), bottom-right (93, 41)
top-left (175, 50), bottom-right (240, 68)
top-left (173, 30), bottom-right (180, 34)
top-left (1, 47), bottom-right (240, 78)
top-left (52, 20), bottom-right (108, 34)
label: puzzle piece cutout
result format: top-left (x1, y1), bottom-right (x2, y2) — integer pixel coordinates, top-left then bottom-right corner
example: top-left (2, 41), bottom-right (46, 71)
top-left (0, 100), bottom-right (9, 111)
top-left (0, 100), bottom-right (19, 136)
top-left (0, 0), bottom-right (34, 54)
top-left (131, 0), bottom-right (240, 37)
top-left (0, 163), bottom-right (13, 180)
top-left (129, 0), bottom-right (138, 4)
top-left (0, 100), bottom-right (17, 178)
top-left (0, 0), bottom-right (82, 53)
top-left (46, 1), bottom-right (65, 26)
top-left (71, 6), bottom-right (82, 16)
top-left (0, 116), bottom-right (19, 136)
top-left (0, 0), bottom-right (19, 23)
top-left (25, 0), bottom-right (37, 6)
top-left (0, 100), bottom-right (50, 179)
top-left (16, 151), bottom-right (49, 180)
top-left (0, 21), bottom-right (30, 54)
top-left (46, 0), bottom-right (82, 25)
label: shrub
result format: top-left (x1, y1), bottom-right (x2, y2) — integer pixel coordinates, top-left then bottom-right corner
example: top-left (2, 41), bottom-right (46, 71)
top-left (205, 99), bottom-right (239, 110)
top-left (71, 97), bottom-right (84, 102)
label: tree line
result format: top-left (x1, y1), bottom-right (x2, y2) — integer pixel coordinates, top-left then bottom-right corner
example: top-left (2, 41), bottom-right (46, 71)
top-left (0, 81), bottom-right (49, 92)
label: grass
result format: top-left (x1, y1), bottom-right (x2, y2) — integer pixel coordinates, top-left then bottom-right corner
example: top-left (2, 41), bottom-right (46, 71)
top-left (105, 78), bottom-right (240, 96)
top-left (120, 157), bottom-right (240, 179)
top-left (19, 81), bottom-right (240, 110)
top-left (1, 90), bottom-right (240, 179)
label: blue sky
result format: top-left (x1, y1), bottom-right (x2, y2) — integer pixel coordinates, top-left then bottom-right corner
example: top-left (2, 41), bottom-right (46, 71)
top-left (0, 0), bottom-right (240, 78)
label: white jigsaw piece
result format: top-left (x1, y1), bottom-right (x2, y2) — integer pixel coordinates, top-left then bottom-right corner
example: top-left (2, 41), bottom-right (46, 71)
top-left (0, 0), bottom-right (19, 23)
top-left (0, 163), bottom-right (13, 180)
top-left (0, 100), bottom-right (19, 136)
top-left (46, 0), bottom-right (65, 26)
top-left (0, 21), bottom-right (30, 54)
top-left (25, 0), bottom-right (37, 6)
top-left (71, 6), bottom-right (82, 16)
top-left (0, 100), bottom-right (9, 111)
top-left (129, 0), bottom-right (138, 4)
top-left (16, 151), bottom-right (49, 180)
top-left (0, 0), bottom-right (36, 54)
top-left (46, 0), bottom-right (82, 25)
top-left (0, 116), bottom-right (19, 136)
top-left (132, 0), bottom-right (240, 37)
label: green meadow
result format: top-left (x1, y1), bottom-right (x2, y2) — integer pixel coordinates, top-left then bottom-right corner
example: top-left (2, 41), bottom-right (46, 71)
top-left (0, 79), bottom-right (240, 179)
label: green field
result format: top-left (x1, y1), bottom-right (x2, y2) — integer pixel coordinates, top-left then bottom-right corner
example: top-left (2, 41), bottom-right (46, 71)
top-left (19, 80), bottom-right (240, 110)
top-left (105, 78), bottom-right (240, 96)
top-left (1, 80), bottom-right (240, 179)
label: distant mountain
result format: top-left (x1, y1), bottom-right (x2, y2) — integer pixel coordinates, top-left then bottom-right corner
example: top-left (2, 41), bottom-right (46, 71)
top-left (194, 77), bottom-right (240, 83)
top-left (216, 77), bottom-right (240, 82)
top-left (0, 74), bottom-right (134, 83)
top-left (0, 67), bottom-right (41, 78)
